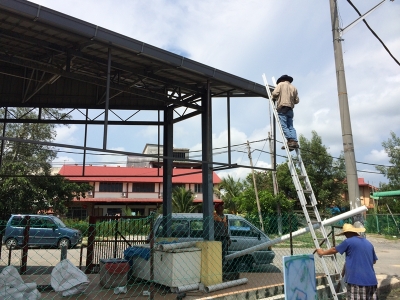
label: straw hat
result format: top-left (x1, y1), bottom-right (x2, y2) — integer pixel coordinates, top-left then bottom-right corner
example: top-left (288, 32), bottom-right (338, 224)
top-left (336, 223), bottom-right (366, 236)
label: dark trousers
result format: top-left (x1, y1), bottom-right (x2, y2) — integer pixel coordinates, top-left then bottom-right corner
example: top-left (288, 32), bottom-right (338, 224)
top-left (215, 236), bottom-right (229, 261)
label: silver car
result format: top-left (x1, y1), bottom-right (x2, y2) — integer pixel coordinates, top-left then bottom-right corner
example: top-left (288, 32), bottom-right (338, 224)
top-left (152, 213), bottom-right (275, 270)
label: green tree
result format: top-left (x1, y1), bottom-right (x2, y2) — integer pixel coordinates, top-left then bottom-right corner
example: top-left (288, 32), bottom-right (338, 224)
top-left (375, 131), bottom-right (400, 213)
top-left (376, 131), bottom-right (400, 190)
top-left (0, 107), bottom-right (90, 217)
top-left (277, 131), bottom-right (347, 211)
top-left (214, 175), bottom-right (244, 214)
top-left (171, 187), bottom-right (197, 213)
top-left (239, 171), bottom-right (294, 215)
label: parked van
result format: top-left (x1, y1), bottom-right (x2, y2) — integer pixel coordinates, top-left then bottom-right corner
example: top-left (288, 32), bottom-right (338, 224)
top-left (2, 214), bottom-right (82, 249)
top-left (152, 213), bottom-right (275, 270)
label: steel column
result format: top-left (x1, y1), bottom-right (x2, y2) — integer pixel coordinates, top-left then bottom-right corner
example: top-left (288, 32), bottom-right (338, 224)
top-left (103, 48), bottom-right (111, 149)
top-left (162, 106), bottom-right (173, 236)
top-left (202, 81), bottom-right (214, 240)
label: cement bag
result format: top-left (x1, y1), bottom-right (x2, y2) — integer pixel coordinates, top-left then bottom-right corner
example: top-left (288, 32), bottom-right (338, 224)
top-left (51, 259), bottom-right (89, 297)
top-left (0, 266), bottom-right (41, 300)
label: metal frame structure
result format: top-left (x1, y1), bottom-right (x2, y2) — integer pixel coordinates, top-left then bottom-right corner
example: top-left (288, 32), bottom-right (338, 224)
top-left (0, 0), bottom-right (274, 240)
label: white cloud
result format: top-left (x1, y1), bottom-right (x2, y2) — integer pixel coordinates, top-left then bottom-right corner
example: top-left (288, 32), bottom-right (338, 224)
top-left (365, 149), bottom-right (389, 164)
top-left (55, 125), bottom-right (78, 144)
top-left (216, 168), bottom-right (251, 182)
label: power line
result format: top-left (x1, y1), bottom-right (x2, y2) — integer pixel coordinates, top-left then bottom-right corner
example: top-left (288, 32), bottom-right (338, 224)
top-left (346, 0), bottom-right (400, 66)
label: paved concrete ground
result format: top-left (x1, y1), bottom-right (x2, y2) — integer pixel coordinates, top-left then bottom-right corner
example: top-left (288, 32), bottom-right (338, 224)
top-left (1, 234), bottom-right (398, 299)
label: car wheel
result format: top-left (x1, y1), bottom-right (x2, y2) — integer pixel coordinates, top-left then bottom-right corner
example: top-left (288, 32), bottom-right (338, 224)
top-left (5, 238), bottom-right (18, 250)
top-left (263, 264), bottom-right (281, 273)
top-left (58, 238), bottom-right (70, 249)
top-left (234, 256), bottom-right (254, 272)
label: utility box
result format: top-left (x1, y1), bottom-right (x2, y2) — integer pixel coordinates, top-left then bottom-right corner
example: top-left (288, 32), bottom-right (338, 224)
top-left (127, 245), bottom-right (201, 288)
top-left (99, 258), bottom-right (129, 288)
top-left (154, 247), bottom-right (201, 287)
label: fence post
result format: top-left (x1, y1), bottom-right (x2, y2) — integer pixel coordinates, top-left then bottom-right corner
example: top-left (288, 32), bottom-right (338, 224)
top-left (149, 213), bottom-right (155, 300)
top-left (113, 217), bottom-right (119, 258)
top-left (85, 216), bottom-right (96, 274)
top-left (21, 215), bottom-right (30, 275)
top-left (61, 245), bottom-right (68, 261)
top-left (289, 213), bottom-right (293, 256)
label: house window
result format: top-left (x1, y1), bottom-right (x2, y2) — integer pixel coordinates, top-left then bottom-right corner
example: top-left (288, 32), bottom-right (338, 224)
top-left (66, 207), bottom-right (87, 220)
top-left (194, 184), bottom-right (202, 193)
top-left (132, 183), bottom-right (155, 193)
top-left (99, 182), bottom-right (123, 192)
top-left (173, 151), bottom-right (186, 159)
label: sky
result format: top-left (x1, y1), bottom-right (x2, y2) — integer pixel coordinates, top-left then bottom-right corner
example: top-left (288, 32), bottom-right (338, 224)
top-left (29, 0), bottom-right (400, 188)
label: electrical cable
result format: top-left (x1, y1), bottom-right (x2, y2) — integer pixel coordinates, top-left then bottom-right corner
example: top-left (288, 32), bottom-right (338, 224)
top-left (346, 0), bottom-right (400, 66)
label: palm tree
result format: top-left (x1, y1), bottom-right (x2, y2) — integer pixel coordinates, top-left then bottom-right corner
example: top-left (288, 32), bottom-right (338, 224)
top-left (215, 175), bottom-right (244, 214)
top-left (172, 187), bottom-right (197, 213)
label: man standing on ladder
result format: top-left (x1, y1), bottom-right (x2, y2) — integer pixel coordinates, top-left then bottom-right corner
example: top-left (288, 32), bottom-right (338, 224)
top-left (272, 74), bottom-right (300, 151)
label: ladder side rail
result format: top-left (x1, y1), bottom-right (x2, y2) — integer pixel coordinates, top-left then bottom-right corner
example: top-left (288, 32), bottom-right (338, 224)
top-left (296, 150), bottom-right (346, 290)
top-left (295, 152), bottom-right (334, 249)
top-left (262, 74), bottom-right (345, 299)
top-left (296, 154), bottom-right (337, 250)
top-left (287, 160), bottom-right (321, 243)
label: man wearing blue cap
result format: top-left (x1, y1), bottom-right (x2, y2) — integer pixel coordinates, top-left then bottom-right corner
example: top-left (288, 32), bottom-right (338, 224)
top-left (272, 74), bottom-right (300, 150)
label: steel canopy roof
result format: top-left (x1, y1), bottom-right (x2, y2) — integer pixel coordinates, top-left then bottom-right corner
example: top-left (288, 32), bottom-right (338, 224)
top-left (0, 0), bottom-right (270, 112)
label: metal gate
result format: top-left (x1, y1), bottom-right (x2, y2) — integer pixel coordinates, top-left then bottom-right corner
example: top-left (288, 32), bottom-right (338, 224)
top-left (85, 215), bottom-right (151, 273)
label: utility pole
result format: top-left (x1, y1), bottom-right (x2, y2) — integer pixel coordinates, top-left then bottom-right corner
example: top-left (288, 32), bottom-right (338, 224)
top-left (329, 0), bottom-right (388, 223)
top-left (247, 140), bottom-right (264, 232)
top-left (329, 0), bottom-right (361, 218)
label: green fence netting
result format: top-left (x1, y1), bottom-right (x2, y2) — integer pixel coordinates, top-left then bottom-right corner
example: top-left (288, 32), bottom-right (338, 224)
top-left (0, 213), bottom-right (397, 299)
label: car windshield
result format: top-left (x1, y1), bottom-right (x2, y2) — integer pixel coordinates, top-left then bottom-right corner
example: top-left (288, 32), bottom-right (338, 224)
top-left (51, 217), bottom-right (66, 228)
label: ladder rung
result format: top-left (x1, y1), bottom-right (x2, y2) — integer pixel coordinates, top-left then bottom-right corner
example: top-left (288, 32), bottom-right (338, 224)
top-left (298, 175), bottom-right (306, 179)
top-left (303, 189), bottom-right (312, 193)
top-left (336, 291), bottom-right (347, 296)
top-left (322, 254), bottom-right (336, 258)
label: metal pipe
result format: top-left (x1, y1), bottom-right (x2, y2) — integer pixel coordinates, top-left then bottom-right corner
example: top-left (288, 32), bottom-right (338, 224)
top-left (225, 206), bottom-right (367, 261)
top-left (371, 190), bottom-right (400, 198)
top-left (171, 283), bottom-right (199, 293)
top-left (205, 278), bottom-right (248, 293)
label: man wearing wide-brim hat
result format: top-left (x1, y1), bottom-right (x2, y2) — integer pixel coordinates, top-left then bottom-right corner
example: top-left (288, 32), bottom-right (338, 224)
top-left (271, 74), bottom-right (300, 151)
top-left (316, 223), bottom-right (378, 299)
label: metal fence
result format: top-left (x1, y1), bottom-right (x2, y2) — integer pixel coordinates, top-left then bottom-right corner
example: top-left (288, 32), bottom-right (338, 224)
top-left (0, 213), bottom-right (397, 299)
top-left (85, 216), bottom-right (149, 274)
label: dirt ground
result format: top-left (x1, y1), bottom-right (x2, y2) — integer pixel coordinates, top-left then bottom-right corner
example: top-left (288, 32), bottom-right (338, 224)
top-left (380, 286), bottom-right (400, 299)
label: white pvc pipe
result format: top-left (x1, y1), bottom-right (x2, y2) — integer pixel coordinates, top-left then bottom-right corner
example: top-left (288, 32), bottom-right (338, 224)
top-left (225, 206), bottom-right (367, 261)
top-left (170, 283), bottom-right (199, 293)
top-left (205, 278), bottom-right (248, 293)
top-left (157, 241), bottom-right (197, 251)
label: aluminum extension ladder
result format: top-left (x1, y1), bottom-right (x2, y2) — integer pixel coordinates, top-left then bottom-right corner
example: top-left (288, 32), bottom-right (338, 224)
top-left (262, 74), bottom-right (347, 299)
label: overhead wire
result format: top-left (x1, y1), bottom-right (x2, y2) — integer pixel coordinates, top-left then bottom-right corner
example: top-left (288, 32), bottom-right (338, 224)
top-left (346, 0), bottom-right (400, 66)
top-left (50, 136), bottom-right (394, 177)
